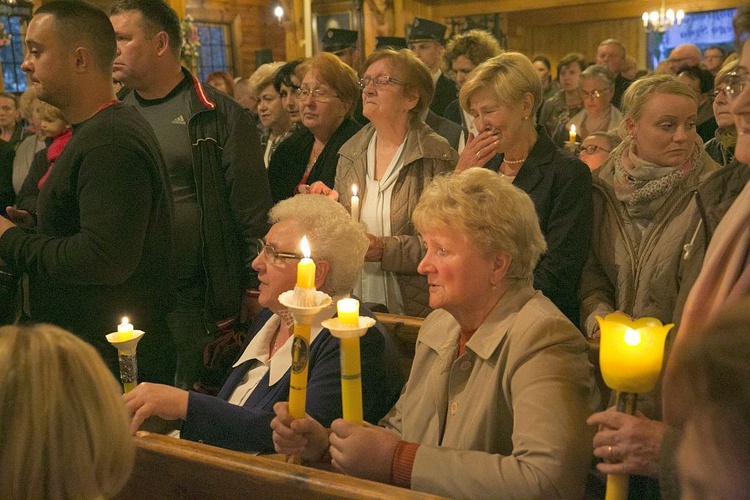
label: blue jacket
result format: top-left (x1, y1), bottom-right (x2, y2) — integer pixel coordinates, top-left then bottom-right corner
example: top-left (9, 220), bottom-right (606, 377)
top-left (181, 307), bottom-right (404, 453)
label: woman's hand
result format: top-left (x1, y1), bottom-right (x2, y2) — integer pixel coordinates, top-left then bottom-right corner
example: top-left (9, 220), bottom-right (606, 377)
top-left (271, 401), bottom-right (330, 462)
top-left (364, 234), bottom-right (384, 262)
top-left (122, 383), bottom-right (189, 435)
top-left (455, 131), bottom-right (499, 172)
top-left (329, 419), bottom-right (401, 483)
top-left (305, 181), bottom-right (339, 201)
top-left (587, 408), bottom-right (667, 478)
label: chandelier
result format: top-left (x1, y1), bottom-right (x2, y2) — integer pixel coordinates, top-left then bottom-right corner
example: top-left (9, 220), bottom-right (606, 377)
top-left (642, 0), bottom-right (685, 34)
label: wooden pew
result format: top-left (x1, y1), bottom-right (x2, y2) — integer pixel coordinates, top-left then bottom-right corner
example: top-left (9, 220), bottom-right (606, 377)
top-left (115, 431), bottom-right (442, 500)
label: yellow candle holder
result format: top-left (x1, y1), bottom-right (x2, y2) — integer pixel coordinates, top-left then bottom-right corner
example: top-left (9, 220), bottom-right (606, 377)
top-left (278, 289), bottom-right (332, 420)
top-left (597, 312), bottom-right (672, 500)
top-left (106, 330), bottom-right (146, 394)
top-left (321, 316), bottom-right (376, 425)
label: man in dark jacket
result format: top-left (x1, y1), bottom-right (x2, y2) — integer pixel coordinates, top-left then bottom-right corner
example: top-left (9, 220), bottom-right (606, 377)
top-left (0, 0), bottom-right (176, 383)
top-left (111, 0), bottom-right (272, 390)
top-left (407, 17), bottom-right (457, 117)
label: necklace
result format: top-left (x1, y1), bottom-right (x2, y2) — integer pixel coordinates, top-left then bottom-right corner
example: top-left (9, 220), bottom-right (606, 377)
top-left (503, 157), bottom-right (527, 165)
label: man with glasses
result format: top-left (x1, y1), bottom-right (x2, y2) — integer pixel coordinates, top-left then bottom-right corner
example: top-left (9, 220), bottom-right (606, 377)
top-left (110, 0), bottom-right (272, 391)
top-left (703, 46), bottom-right (726, 76)
top-left (577, 132), bottom-right (621, 171)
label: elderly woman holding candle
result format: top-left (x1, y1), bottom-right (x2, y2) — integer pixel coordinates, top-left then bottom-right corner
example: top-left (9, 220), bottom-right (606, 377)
top-left (272, 168), bottom-right (598, 498)
top-left (582, 74), bottom-right (719, 498)
top-left (122, 195), bottom-right (403, 453)
top-left (310, 48), bottom-right (457, 317)
top-left (560, 65), bottom-right (623, 144)
top-left (267, 53), bottom-right (361, 203)
top-left (454, 51), bottom-right (593, 324)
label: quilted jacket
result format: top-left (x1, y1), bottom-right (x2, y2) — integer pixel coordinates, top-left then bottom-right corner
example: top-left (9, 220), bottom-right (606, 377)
top-left (335, 121), bottom-right (457, 317)
top-left (580, 141), bottom-right (718, 340)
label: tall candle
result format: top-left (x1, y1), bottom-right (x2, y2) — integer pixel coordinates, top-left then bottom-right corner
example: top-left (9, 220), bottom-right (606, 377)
top-left (118, 317), bottom-right (133, 341)
top-left (288, 322), bottom-right (311, 420)
top-left (350, 184), bottom-right (360, 222)
top-left (569, 124), bottom-right (577, 143)
top-left (337, 298), bottom-right (363, 424)
top-left (296, 236), bottom-right (315, 289)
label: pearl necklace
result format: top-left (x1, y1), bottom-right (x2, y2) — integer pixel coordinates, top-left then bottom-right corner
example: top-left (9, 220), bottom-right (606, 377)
top-left (503, 156), bottom-right (527, 165)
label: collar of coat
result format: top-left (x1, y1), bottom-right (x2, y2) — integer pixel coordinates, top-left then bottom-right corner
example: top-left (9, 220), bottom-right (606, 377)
top-left (417, 280), bottom-right (538, 361)
top-left (338, 121), bottom-right (456, 167)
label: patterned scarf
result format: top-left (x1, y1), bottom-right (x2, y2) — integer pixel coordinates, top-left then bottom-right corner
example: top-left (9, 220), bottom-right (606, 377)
top-left (613, 140), bottom-right (695, 221)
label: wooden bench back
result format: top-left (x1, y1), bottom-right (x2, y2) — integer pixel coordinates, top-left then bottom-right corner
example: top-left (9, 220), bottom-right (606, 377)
top-left (374, 312), bottom-right (423, 378)
top-left (114, 432), bottom-right (441, 499)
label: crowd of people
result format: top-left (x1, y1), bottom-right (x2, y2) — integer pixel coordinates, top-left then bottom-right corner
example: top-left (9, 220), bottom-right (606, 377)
top-left (0, 0), bottom-right (749, 498)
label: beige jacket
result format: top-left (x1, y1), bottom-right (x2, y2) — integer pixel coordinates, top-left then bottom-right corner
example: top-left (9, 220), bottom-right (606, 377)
top-left (335, 122), bottom-right (457, 317)
top-left (380, 282), bottom-right (598, 499)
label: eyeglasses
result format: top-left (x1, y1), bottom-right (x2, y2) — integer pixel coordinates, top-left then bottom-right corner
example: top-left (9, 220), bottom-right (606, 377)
top-left (577, 144), bottom-right (611, 155)
top-left (359, 75), bottom-right (404, 90)
top-left (255, 239), bottom-right (304, 265)
top-left (581, 88), bottom-right (609, 100)
top-left (713, 71), bottom-right (750, 100)
top-left (294, 87), bottom-right (339, 102)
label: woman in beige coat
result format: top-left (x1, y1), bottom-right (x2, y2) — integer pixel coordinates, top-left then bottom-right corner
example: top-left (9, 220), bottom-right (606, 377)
top-left (310, 48), bottom-right (456, 317)
top-left (583, 74), bottom-right (718, 498)
top-left (272, 169), bottom-right (598, 498)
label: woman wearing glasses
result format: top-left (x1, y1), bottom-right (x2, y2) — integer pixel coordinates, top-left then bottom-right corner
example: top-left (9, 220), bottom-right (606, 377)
top-left (121, 195), bottom-right (403, 453)
top-left (704, 60), bottom-right (740, 166)
top-left (582, 74), bottom-right (718, 497)
top-left (268, 53), bottom-right (361, 203)
top-left (561, 65), bottom-right (623, 144)
top-left (577, 131), bottom-right (621, 171)
top-left (454, 52), bottom-right (592, 325)
top-left (312, 49), bottom-right (457, 317)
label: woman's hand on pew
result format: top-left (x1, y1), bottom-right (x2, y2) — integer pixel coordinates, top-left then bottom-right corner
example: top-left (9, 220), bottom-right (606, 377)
top-left (122, 383), bottom-right (189, 435)
top-left (329, 419), bottom-right (401, 484)
top-left (271, 402), bottom-right (330, 462)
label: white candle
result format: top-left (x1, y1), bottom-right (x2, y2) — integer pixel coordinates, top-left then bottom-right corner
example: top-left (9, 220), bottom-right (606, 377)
top-left (350, 184), bottom-right (360, 222)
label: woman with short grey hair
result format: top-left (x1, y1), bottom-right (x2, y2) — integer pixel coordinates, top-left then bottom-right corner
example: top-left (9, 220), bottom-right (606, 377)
top-left (563, 64), bottom-right (623, 143)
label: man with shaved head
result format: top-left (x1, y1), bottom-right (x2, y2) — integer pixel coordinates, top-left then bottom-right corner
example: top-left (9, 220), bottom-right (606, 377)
top-left (668, 44), bottom-right (702, 74)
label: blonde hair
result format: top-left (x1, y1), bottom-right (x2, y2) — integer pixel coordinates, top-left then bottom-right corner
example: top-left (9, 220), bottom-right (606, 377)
top-left (269, 195), bottom-right (368, 295)
top-left (459, 52), bottom-right (543, 119)
top-left (620, 73), bottom-right (697, 136)
top-left (363, 48), bottom-right (435, 122)
top-left (18, 88), bottom-right (38, 122)
top-left (0, 324), bottom-right (135, 499)
top-left (37, 101), bottom-right (67, 124)
top-left (249, 61), bottom-right (285, 98)
top-left (715, 59), bottom-right (740, 86)
top-left (413, 168), bottom-right (547, 280)
top-left (296, 52), bottom-right (360, 117)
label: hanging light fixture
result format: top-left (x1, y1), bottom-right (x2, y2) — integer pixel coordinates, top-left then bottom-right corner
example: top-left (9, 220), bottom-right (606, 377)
top-left (642, 0), bottom-right (685, 33)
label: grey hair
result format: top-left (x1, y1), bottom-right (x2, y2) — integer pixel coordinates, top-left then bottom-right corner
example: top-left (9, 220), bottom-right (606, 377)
top-left (580, 65), bottom-right (615, 88)
top-left (412, 168), bottom-right (547, 281)
top-left (269, 195), bottom-right (368, 295)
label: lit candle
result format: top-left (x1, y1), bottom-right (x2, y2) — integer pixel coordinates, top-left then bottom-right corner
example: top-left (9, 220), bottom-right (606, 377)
top-left (337, 298), bottom-right (363, 424)
top-left (118, 317), bottom-right (133, 341)
top-left (642, 11), bottom-right (649, 27)
top-left (296, 236), bottom-right (315, 289)
top-left (350, 184), bottom-right (360, 222)
top-left (569, 124), bottom-right (577, 143)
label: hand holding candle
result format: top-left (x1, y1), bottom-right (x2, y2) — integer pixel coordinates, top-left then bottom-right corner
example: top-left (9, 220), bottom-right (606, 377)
top-left (350, 184), bottom-right (360, 222)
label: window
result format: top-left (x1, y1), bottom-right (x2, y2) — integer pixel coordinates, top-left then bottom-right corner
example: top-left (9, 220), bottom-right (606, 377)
top-left (0, 15), bottom-right (27, 92)
top-left (195, 21), bottom-right (234, 81)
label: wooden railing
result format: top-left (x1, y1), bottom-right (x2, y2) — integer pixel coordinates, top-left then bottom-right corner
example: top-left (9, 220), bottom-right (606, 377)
top-left (114, 431), bottom-right (442, 499)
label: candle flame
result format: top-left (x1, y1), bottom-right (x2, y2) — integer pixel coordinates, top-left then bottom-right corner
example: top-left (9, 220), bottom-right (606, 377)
top-left (352, 184), bottom-right (358, 197)
top-left (121, 316), bottom-right (129, 325)
top-left (300, 235), bottom-right (311, 259)
top-left (570, 124), bottom-right (576, 135)
top-left (624, 328), bottom-right (641, 346)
